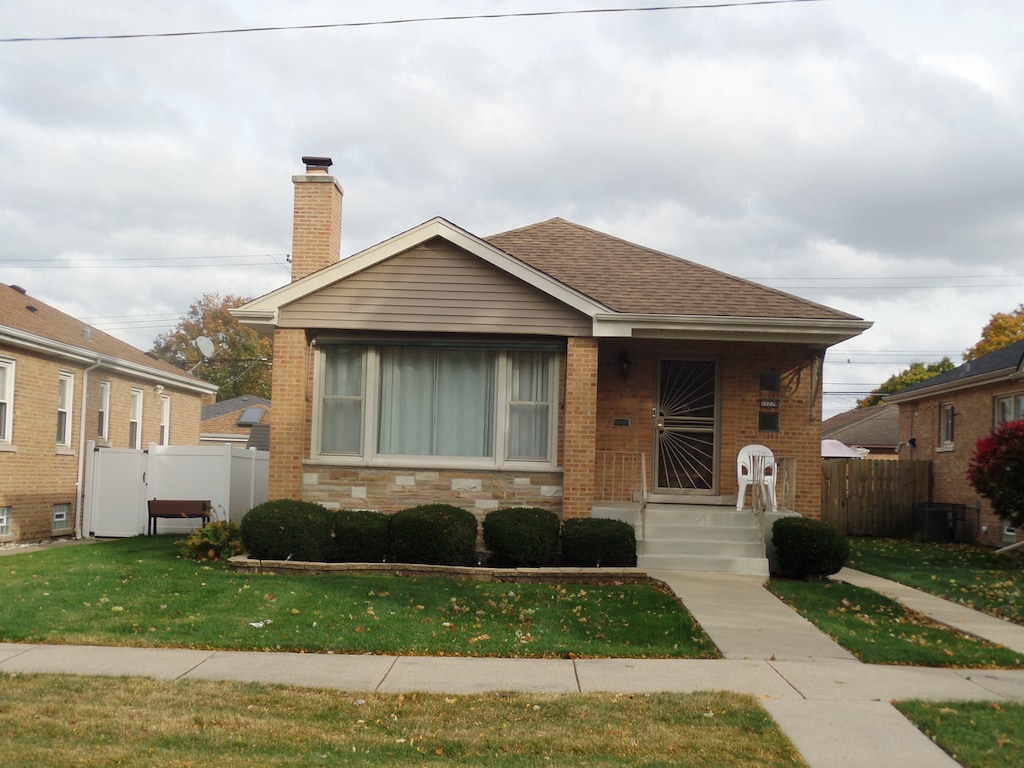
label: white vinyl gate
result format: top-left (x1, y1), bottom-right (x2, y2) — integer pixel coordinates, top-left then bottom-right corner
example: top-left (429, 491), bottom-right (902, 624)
top-left (83, 442), bottom-right (269, 537)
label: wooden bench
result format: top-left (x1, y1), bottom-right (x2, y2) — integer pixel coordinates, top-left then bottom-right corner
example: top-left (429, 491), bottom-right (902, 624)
top-left (147, 499), bottom-right (211, 536)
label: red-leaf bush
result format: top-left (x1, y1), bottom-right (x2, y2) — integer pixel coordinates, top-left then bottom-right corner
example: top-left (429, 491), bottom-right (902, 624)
top-left (967, 419), bottom-right (1024, 528)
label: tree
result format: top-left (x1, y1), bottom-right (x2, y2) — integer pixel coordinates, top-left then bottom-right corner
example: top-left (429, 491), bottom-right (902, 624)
top-left (857, 358), bottom-right (955, 408)
top-left (968, 420), bottom-right (1024, 528)
top-left (150, 293), bottom-right (272, 401)
top-left (963, 304), bottom-right (1024, 361)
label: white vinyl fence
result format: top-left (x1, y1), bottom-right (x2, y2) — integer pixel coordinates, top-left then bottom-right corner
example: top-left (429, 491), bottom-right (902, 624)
top-left (83, 442), bottom-right (269, 537)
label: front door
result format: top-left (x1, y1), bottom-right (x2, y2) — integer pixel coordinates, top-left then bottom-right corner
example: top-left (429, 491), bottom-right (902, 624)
top-left (654, 359), bottom-right (718, 493)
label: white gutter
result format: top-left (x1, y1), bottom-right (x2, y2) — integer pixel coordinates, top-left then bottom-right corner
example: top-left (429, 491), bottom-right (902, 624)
top-left (75, 358), bottom-right (102, 539)
top-left (592, 313), bottom-right (873, 345)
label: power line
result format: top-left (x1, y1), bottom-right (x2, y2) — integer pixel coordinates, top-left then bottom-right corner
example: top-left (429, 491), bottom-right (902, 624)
top-left (0, 1), bottom-right (826, 44)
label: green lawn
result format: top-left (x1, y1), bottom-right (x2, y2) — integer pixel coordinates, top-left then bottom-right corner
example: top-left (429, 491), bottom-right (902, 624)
top-left (896, 700), bottom-right (1024, 768)
top-left (847, 538), bottom-right (1024, 625)
top-left (767, 578), bottom-right (1024, 668)
top-left (0, 536), bottom-right (717, 659)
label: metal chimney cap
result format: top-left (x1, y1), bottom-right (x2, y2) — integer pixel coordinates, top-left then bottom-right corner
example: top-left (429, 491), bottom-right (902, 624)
top-left (301, 156), bottom-right (333, 172)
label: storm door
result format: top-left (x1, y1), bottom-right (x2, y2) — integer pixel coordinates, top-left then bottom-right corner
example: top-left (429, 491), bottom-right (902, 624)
top-left (653, 359), bottom-right (719, 493)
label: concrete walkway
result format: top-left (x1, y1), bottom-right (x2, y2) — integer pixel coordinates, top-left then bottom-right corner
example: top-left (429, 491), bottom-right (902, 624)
top-left (2, 568), bottom-right (1024, 768)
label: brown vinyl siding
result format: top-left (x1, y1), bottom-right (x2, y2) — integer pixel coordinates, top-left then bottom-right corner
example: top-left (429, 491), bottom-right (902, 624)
top-left (279, 238), bottom-right (591, 336)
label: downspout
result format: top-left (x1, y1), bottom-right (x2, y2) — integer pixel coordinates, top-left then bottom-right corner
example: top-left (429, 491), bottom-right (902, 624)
top-left (75, 358), bottom-right (102, 538)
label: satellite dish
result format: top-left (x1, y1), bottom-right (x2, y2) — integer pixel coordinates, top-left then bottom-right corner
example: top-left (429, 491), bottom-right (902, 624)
top-left (195, 336), bottom-right (216, 359)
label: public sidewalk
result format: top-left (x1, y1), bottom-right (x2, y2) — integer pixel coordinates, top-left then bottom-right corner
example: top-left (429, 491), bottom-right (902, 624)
top-left (2, 567), bottom-right (1024, 767)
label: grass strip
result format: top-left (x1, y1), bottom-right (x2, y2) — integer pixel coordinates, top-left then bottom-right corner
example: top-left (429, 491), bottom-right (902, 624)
top-left (896, 700), bottom-right (1024, 768)
top-left (0, 674), bottom-right (806, 767)
top-left (848, 539), bottom-right (1024, 626)
top-left (0, 536), bottom-right (717, 659)
top-left (767, 579), bottom-right (1024, 668)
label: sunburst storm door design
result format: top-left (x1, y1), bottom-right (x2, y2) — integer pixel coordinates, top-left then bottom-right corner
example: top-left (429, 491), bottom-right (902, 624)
top-left (654, 359), bottom-right (719, 493)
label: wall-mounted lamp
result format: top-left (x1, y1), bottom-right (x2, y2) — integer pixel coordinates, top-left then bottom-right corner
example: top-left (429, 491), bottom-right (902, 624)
top-left (619, 350), bottom-right (632, 379)
top-left (154, 384), bottom-right (165, 394)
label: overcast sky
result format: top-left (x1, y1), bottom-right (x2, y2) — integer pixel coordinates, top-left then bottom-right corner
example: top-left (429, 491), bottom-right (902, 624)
top-left (2, 1), bottom-right (1021, 417)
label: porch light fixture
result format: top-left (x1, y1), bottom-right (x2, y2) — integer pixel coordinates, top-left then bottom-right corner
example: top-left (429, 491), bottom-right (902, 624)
top-left (619, 350), bottom-right (632, 379)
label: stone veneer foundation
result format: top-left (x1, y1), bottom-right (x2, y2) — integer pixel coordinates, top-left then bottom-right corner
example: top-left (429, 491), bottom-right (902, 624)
top-left (301, 466), bottom-right (564, 518)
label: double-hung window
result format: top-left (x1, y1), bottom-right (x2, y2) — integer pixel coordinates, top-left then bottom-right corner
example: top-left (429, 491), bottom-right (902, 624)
top-left (159, 394), bottom-right (171, 446)
top-left (939, 402), bottom-right (955, 449)
top-left (56, 371), bottom-right (74, 448)
top-left (97, 381), bottom-right (110, 440)
top-left (0, 358), bottom-right (13, 444)
top-left (995, 393), bottom-right (1024, 427)
top-left (128, 388), bottom-right (143, 449)
top-left (317, 344), bottom-right (558, 467)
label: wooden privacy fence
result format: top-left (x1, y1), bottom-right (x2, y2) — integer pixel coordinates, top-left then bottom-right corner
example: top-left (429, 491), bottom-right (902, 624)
top-left (821, 459), bottom-right (932, 537)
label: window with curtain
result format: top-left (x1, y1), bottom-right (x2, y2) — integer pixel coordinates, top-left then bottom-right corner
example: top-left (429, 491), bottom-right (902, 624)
top-left (129, 389), bottom-right (143, 449)
top-left (378, 347), bottom-right (495, 457)
top-left (56, 372), bottom-right (73, 447)
top-left (507, 351), bottom-right (550, 460)
top-left (318, 344), bottom-right (555, 465)
top-left (320, 346), bottom-right (363, 454)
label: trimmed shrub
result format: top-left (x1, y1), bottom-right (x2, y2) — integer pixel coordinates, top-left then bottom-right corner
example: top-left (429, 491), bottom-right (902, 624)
top-left (482, 507), bottom-right (561, 567)
top-left (561, 518), bottom-right (637, 567)
top-left (771, 516), bottom-right (849, 580)
top-left (330, 509), bottom-right (389, 563)
top-left (240, 499), bottom-right (334, 562)
top-left (388, 504), bottom-right (479, 566)
top-left (178, 520), bottom-right (244, 562)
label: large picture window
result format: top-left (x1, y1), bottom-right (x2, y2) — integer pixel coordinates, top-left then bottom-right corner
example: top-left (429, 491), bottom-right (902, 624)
top-left (318, 344), bottom-right (557, 466)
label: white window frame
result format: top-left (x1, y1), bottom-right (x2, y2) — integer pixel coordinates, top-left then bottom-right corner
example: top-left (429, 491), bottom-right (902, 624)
top-left (0, 357), bottom-right (13, 444)
top-left (938, 402), bottom-right (955, 450)
top-left (128, 388), bottom-right (143, 449)
top-left (995, 392), bottom-right (1024, 427)
top-left (313, 345), bottom-right (559, 470)
top-left (0, 506), bottom-right (10, 536)
top-left (97, 380), bottom-right (110, 440)
top-left (56, 371), bottom-right (74, 448)
top-left (159, 394), bottom-right (171, 446)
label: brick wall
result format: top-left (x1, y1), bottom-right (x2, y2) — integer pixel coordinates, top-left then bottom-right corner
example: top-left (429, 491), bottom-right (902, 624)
top-left (898, 382), bottom-right (1024, 547)
top-left (0, 344), bottom-right (207, 541)
top-left (562, 337), bottom-right (598, 518)
top-left (267, 328), bottom-right (309, 499)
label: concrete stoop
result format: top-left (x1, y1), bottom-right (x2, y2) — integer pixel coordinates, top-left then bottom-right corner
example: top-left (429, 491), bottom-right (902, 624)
top-left (636, 502), bottom-right (769, 577)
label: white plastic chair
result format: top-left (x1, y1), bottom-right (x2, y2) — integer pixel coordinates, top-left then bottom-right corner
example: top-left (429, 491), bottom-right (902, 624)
top-left (735, 444), bottom-right (778, 511)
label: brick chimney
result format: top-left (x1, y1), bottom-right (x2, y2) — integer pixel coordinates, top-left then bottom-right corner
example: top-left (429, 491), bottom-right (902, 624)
top-left (290, 156), bottom-right (343, 282)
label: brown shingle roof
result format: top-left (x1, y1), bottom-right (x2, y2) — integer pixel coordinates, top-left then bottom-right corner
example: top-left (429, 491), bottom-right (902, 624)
top-left (0, 282), bottom-right (205, 383)
top-left (822, 403), bottom-right (899, 449)
top-left (486, 218), bottom-right (860, 321)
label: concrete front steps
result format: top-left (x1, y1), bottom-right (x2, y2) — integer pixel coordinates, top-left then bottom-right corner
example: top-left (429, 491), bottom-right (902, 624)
top-left (636, 501), bottom-right (769, 577)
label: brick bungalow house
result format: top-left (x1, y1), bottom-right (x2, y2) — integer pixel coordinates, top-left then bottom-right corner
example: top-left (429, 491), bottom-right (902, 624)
top-left (233, 158), bottom-right (870, 573)
top-left (886, 339), bottom-right (1024, 547)
top-left (0, 283), bottom-right (218, 542)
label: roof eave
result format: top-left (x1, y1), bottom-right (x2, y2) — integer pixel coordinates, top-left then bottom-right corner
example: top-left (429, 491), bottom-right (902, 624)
top-left (592, 314), bottom-right (872, 345)
top-left (886, 367), bottom-right (1021, 404)
top-left (1, 326), bottom-right (218, 395)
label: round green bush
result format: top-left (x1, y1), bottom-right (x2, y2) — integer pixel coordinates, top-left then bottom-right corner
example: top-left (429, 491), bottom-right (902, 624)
top-left (330, 509), bottom-right (389, 563)
top-left (771, 516), bottom-right (850, 580)
top-left (387, 504), bottom-right (479, 566)
top-left (240, 499), bottom-right (334, 562)
top-left (482, 507), bottom-right (561, 567)
top-left (561, 518), bottom-right (637, 567)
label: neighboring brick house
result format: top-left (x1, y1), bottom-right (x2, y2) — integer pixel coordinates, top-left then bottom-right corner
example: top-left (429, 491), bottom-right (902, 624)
top-left (201, 395), bottom-right (271, 448)
top-left (822, 403), bottom-right (900, 459)
top-left (887, 339), bottom-right (1024, 547)
top-left (233, 157), bottom-right (870, 535)
top-left (0, 284), bottom-right (218, 542)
